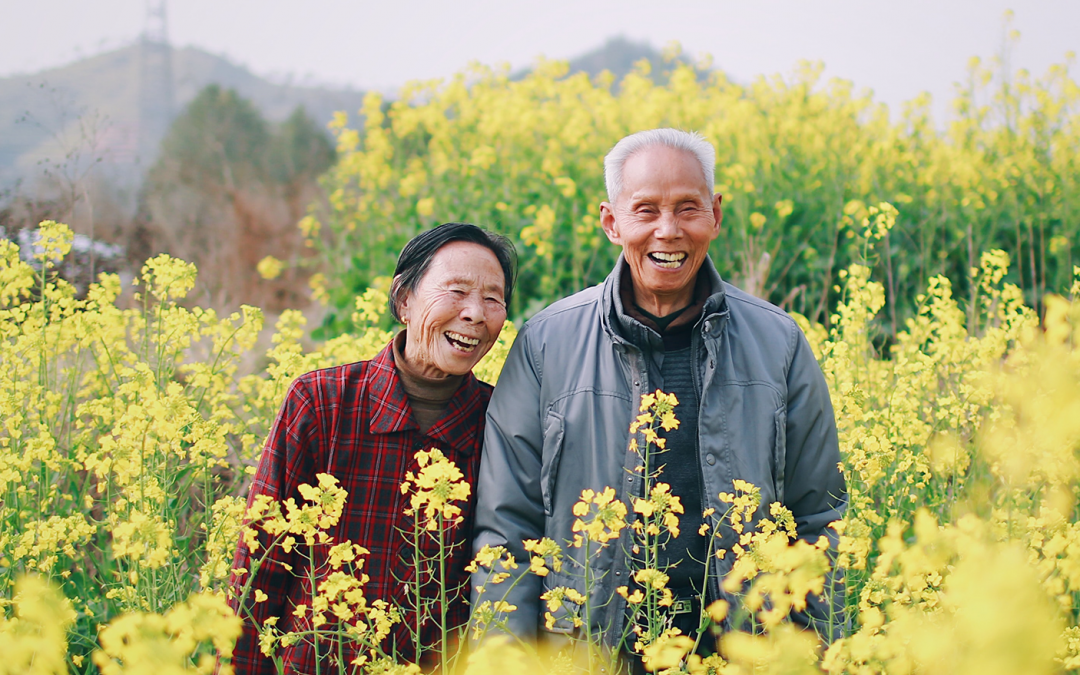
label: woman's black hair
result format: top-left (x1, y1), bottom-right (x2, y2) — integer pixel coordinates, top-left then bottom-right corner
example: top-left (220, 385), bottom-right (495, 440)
top-left (388, 222), bottom-right (518, 322)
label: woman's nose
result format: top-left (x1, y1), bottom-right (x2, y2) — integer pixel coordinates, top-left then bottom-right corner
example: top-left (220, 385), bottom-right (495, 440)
top-left (458, 291), bottom-right (484, 322)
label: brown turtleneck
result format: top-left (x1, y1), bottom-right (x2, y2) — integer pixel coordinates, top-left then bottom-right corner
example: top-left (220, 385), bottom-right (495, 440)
top-left (391, 330), bottom-right (464, 434)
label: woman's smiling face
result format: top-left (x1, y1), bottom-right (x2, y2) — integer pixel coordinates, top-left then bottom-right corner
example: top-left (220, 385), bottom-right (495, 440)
top-left (398, 240), bottom-right (507, 378)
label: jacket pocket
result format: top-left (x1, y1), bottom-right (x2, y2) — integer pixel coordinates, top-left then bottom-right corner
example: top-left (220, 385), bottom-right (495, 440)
top-left (540, 567), bottom-right (615, 638)
top-left (540, 410), bottom-right (566, 519)
top-left (773, 407), bottom-right (787, 504)
top-left (540, 569), bottom-right (580, 635)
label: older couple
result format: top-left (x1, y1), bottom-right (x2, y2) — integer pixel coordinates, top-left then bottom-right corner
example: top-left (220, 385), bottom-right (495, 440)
top-left (231, 128), bottom-right (846, 674)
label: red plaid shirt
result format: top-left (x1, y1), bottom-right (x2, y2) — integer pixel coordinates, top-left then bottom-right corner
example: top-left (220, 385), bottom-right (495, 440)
top-left (229, 341), bottom-right (491, 674)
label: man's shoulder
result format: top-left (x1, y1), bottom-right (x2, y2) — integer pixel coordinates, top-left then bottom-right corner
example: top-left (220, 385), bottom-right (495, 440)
top-left (522, 284), bottom-right (604, 333)
top-left (720, 282), bottom-right (806, 363)
top-left (723, 282), bottom-right (798, 329)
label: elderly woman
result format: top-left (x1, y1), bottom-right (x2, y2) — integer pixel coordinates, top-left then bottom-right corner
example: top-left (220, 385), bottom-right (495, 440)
top-left (230, 222), bottom-right (515, 674)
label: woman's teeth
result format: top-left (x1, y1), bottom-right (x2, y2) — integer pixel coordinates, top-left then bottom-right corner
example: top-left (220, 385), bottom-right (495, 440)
top-left (649, 252), bottom-right (686, 269)
top-left (445, 331), bottom-right (479, 352)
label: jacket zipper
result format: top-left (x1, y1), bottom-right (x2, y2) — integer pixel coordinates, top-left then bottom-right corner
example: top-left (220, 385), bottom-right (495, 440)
top-left (689, 327), bottom-right (720, 607)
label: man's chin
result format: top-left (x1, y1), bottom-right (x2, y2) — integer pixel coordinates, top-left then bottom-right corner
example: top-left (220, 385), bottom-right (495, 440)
top-left (638, 275), bottom-right (695, 297)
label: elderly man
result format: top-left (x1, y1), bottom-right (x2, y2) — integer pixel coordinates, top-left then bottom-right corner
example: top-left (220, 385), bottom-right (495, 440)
top-left (471, 129), bottom-right (845, 657)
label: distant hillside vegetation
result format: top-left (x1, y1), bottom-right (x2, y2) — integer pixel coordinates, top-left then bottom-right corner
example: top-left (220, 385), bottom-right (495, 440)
top-left (0, 37), bottom-right (706, 188)
top-left (565, 36), bottom-right (671, 79)
top-left (515, 36), bottom-right (705, 83)
top-left (0, 44), bottom-right (367, 186)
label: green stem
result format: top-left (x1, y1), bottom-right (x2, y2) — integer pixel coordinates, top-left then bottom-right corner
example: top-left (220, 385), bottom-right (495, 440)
top-left (413, 511), bottom-right (423, 663)
top-left (439, 516), bottom-right (448, 674)
top-left (311, 548), bottom-right (321, 675)
top-left (584, 537), bottom-right (595, 675)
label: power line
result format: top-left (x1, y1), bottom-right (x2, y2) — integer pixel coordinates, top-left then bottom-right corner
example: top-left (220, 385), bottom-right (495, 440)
top-left (138, 0), bottom-right (175, 164)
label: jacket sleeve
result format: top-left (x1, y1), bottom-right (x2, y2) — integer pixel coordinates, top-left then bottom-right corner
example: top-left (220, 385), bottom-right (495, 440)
top-left (470, 325), bottom-right (546, 642)
top-left (229, 377), bottom-right (319, 675)
top-left (783, 323), bottom-right (847, 639)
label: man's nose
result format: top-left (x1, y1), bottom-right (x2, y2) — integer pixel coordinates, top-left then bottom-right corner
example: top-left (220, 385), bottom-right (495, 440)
top-left (655, 210), bottom-right (681, 238)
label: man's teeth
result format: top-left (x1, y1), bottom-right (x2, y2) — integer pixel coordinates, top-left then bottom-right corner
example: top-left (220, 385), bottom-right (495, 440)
top-left (445, 331), bottom-right (480, 351)
top-left (650, 252), bottom-right (686, 269)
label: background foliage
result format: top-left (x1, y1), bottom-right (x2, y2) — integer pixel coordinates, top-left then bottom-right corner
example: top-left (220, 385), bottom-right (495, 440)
top-left (306, 48), bottom-right (1078, 337)
top-left (141, 84), bottom-right (336, 312)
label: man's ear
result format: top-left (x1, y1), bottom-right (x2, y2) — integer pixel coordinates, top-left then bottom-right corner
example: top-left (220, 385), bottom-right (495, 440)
top-left (600, 202), bottom-right (621, 245)
top-left (711, 193), bottom-right (724, 237)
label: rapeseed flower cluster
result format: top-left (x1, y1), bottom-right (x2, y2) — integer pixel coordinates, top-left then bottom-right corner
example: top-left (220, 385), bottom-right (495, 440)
top-left (0, 575), bottom-right (75, 675)
top-left (93, 592), bottom-right (240, 675)
top-left (571, 487), bottom-right (627, 547)
top-left (401, 448), bottom-right (471, 529)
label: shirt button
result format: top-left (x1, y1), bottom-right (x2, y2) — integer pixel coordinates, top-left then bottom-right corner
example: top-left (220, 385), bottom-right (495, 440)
top-left (706, 454), bottom-right (716, 466)
top-left (627, 476), bottom-right (633, 483)
top-left (615, 570), bottom-right (621, 577)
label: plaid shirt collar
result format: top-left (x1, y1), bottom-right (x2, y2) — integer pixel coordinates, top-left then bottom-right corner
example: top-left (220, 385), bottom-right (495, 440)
top-left (365, 341), bottom-right (486, 453)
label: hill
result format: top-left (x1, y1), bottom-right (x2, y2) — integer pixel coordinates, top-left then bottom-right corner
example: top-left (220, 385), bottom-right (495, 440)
top-left (512, 36), bottom-right (705, 83)
top-left (0, 36), bottom-right (708, 188)
top-left (0, 43), bottom-right (367, 187)
top-left (564, 36), bottom-right (673, 80)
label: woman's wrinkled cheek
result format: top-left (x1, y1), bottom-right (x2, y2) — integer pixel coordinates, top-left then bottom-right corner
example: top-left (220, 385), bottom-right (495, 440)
top-left (413, 300), bottom-right (447, 364)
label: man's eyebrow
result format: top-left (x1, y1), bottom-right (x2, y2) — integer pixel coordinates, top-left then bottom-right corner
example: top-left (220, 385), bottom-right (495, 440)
top-left (627, 192), bottom-right (660, 205)
top-left (628, 192), bottom-right (706, 206)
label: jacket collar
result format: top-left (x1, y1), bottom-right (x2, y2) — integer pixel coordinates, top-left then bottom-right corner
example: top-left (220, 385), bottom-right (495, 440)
top-left (365, 341), bottom-right (486, 454)
top-left (601, 253), bottom-right (729, 348)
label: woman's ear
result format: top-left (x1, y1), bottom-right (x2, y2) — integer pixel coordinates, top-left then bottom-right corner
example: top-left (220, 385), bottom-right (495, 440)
top-left (391, 274), bottom-right (408, 323)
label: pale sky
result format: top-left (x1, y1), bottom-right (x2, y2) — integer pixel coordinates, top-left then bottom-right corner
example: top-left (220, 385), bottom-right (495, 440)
top-left (2, 0), bottom-right (1078, 120)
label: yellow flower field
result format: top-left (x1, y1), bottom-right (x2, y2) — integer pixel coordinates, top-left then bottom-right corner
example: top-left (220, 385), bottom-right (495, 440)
top-left (2, 218), bottom-right (1079, 673)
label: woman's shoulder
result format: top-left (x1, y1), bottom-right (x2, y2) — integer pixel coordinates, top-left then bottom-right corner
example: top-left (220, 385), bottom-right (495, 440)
top-left (292, 359), bottom-right (370, 390)
top-left (287, 342), bottom-right (395, 404)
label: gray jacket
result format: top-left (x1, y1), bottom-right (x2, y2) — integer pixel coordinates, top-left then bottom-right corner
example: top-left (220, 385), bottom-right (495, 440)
top-left (471, 255), bottom-right (846, 648)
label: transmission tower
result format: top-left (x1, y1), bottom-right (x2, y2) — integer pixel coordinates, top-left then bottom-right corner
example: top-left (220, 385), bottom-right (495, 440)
top-left (138, 0), bottom-right (175, 164)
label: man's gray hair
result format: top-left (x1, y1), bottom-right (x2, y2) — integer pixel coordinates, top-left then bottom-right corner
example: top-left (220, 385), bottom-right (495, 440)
top-left (604, 128), bottom-right (716, 203)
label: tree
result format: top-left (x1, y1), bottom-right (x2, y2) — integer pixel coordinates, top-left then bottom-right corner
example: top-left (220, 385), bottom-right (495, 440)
top-left (140, 86), bottom-right (334, 312)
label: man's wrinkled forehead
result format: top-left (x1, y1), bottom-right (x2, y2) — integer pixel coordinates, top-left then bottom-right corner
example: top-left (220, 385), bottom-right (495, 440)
top-left (617, 146), bottom-right (712, 202)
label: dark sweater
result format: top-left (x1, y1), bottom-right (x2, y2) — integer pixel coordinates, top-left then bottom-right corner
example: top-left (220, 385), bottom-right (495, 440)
top-left (651, 335), bottom-right (707, 592)
top-left (617, 272), bottom-right (710, 595)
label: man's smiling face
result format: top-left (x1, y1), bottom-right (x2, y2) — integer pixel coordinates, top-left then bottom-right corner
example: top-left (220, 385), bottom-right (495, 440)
top-left (600, 144), bottom-right (722, 316)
